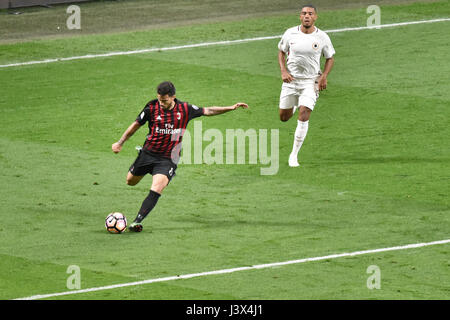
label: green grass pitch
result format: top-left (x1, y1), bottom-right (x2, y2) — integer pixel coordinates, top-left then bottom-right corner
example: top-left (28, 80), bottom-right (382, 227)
top-left (0, 0), bottom-right (449, 300)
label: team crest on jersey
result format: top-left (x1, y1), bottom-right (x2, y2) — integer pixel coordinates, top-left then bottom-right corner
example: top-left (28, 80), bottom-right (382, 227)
top-left (312, 42), bottom-right (320, 51)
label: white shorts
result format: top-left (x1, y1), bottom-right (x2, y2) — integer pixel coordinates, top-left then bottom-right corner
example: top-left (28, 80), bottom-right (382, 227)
top-left (279, 79), bottom-right (319, 111)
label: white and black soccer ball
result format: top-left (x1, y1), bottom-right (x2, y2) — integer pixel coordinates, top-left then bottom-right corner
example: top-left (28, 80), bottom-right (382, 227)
top-left (105, 212), bottom-right (127, 233)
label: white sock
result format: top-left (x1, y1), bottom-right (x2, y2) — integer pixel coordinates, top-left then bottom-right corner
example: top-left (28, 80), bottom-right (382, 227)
top-left (290, 120), bottom-right (309, 158)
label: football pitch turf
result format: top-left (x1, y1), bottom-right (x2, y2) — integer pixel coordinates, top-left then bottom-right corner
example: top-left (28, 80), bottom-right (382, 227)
top-left (0, 0), bottom-right (449, 300)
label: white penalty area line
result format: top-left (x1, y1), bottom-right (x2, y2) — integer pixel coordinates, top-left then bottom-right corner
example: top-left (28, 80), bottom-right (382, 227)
top-left (14, 238), bottom-right (450, 300)
top-left (1, 17), bottom-right (449, 69)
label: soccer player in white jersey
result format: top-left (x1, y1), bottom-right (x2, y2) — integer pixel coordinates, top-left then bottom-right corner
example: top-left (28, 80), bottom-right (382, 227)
top-left (278, 4), bottom-right (335, 167)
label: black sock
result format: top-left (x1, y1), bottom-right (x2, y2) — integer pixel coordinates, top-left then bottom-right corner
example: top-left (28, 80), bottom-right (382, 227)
top-left (134, 190), bottom-right (161, 223)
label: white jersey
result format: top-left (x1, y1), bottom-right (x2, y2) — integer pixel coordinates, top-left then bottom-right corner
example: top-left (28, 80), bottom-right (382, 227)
top-left (278, 26), bottom-right (335, 80)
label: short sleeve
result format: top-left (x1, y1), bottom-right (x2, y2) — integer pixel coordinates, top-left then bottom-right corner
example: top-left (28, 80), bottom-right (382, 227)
top-left (136, 106), bottom-right (150, 125)
top-left (322, 34), bottom-right (335, 59)
top-left (278, 30), bottom-right (290, 53)
top-left (187, 104), bottom-right (204, 121)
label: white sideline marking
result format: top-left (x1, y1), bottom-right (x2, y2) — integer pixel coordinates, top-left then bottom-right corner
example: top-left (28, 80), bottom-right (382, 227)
top-left (14, 238), bottom-right (450, 300)
top-left (1, 18), bottom-right (449, 69)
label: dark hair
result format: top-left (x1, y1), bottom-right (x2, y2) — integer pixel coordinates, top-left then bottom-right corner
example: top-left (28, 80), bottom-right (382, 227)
top-left (157, 81), bottom-right (176, 96)
top-left (301, 4), bottom-right (317, 13)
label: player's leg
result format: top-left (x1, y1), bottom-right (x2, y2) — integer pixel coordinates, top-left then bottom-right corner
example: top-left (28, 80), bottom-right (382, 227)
top-left (129, 175), bottom-right (169, 232)
top-left (279, 84), bottom-right (299, 122)
top-left (288, 85), bottom-right (316, 167)
top-left (279, 108), bottom-right (294, 122)
top-left (149, 173), bottom-right (170, 194)
top-left (289, 106), bottom-right (311, 165)
top-left (129, 159), bottom-right (176, 232)
top-left (126, 171), bottom-right (144, 186)
top-left (127, 149), bottom-right (148, 185)
top-left (298, 106), bottom-right (312, 122)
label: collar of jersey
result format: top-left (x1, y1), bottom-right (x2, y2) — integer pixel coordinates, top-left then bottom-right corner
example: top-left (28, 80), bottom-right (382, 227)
top-left (297, 25), bottom-right (318, 34)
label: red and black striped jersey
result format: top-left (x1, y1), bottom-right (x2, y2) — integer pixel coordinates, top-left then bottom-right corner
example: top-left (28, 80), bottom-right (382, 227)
top-left (135, 99), bottom-right (204, 162)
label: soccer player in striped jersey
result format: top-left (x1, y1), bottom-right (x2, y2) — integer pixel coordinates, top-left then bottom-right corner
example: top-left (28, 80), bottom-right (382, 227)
top-left (112, 81), bottom-right (248, 232)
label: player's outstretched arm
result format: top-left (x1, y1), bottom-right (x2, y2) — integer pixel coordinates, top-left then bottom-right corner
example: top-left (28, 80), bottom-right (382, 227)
top-left (112, 121), bottom-right (141, 153)
top-left (203, 103), bottom-right (248, 116)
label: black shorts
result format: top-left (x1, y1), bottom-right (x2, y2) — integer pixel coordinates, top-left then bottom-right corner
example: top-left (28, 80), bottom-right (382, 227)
top-left (129, 150), bottom-right (177, 181)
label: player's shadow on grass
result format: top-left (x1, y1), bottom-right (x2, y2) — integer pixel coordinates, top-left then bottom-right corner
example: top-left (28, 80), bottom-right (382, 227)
top-left (151, 217), bottom-right (302, 232)
top-left (321, 156), bottom-right (448, 164)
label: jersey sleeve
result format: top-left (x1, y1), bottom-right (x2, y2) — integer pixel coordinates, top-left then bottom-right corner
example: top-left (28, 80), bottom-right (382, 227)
top-left (321, 33), bottom-right (336, 59)
top-left (278, 29), bottom-right (290, 53)
top-left (136, 105), bottom-right (151, 125)
top-left (187, 104), bottom-right (204, 121)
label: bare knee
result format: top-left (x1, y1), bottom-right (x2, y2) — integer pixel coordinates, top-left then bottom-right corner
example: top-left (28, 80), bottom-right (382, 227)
top-left (151, 181), bottom-right (167, 194)
top-left (298, 106), bottom-right (312, 122)
top-left (151, 174), bottom-right (169, 194)
top-left (279, 109), bottom-right (293, 122)
top-left (126, 178), bottom-right (138, 186)
top-left (126, 173), bottom-right (142, 186)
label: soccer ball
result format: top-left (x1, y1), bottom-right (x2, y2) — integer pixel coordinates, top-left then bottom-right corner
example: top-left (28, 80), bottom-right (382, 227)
top-left (105, 212), bottom-right (127, 233)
